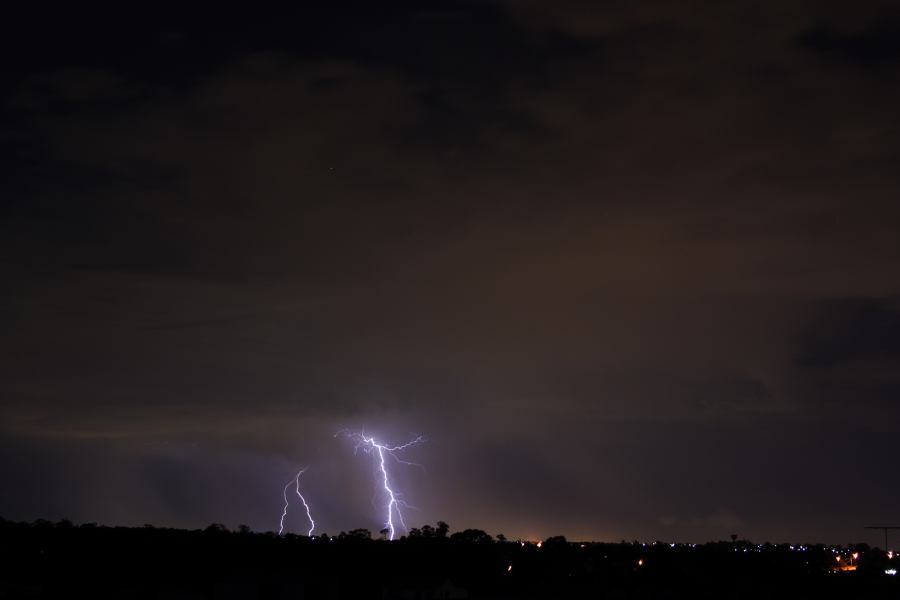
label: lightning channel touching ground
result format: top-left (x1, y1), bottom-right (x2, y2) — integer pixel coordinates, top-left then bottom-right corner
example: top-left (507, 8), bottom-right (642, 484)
top-left (278, 468), bottom-right (315, 537)
top-left (337, 430), bottom-right (425, 540)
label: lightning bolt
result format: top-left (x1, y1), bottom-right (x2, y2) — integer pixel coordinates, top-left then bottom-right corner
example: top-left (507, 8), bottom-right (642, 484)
top-left (337, 430), bottom-right (425, 540)
top-left (278, 468), bottom-right (315, 537)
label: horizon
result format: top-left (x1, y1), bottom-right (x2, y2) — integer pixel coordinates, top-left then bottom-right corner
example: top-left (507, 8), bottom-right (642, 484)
top-left (3, 516), bottom-right (894, 549)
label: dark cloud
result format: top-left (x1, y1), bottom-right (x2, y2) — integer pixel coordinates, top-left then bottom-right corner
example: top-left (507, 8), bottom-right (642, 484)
top-left (799, 20), bottom-right (900, 66)
top-left (791, 298), bottom-right (900, 420)
top-left (2, 1), bottom-right (900, 543)
top-left (796, 297), bottom-right (900, 369)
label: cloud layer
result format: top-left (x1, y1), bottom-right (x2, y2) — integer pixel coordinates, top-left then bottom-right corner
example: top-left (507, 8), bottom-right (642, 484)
top-left (2, 0), bottom-right (899, 543)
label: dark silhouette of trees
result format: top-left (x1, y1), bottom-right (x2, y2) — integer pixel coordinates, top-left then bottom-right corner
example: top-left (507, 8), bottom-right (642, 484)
top-left (0, 517), bottom-right (892, 599)
top-left (450, 528), bottom-right (493, 544)
top-left (410, 523), bottom-right (448, 539)
top-left (436, 520), bottom-right (449, 538)
top-left (338, 528), bottom-right (371, 541)
top-left (543, 535), bottom-right (568, 548)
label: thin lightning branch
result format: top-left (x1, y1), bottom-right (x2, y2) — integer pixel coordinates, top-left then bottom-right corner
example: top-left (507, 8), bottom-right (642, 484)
top-left (279, 480), bottom-right (291, 535)
top-left (278, 468), bottom-right (315, 537)
top-left (337, 429), bottom-right (425, 540)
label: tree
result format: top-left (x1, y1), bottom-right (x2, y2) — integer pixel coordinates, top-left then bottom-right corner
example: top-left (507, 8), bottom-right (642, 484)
top-left (544, 535), bottom-right (568, 548)
top-left (450, 529), bottom-right (492, 544)
top-left (436, 521), bottom-right (449, 538)
top-left (339, 528), bottom-right (371, 540)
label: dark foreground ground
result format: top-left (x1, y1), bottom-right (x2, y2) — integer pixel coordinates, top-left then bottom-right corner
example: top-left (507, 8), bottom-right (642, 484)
top-left (1, 519), bottom-right (898, 599)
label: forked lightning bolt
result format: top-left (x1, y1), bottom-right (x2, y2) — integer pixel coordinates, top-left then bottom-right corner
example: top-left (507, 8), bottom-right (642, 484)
top-left (338, 430), bottom-right (425, 540)
top-left (278, 468), bottom-right (315, 537)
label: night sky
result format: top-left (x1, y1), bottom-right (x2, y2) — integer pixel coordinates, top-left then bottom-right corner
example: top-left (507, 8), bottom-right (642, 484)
top-left (3, 1), bottom-right (900, 544)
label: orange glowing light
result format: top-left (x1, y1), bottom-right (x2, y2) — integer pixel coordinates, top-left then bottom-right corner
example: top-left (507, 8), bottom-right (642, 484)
top-left (637, 559), bottom-right (643, 567)
top-left (507, 565), bottom-right (513, 572)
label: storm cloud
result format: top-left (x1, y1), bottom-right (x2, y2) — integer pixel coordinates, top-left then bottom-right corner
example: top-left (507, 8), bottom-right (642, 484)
top-left (2, 0), bottom-right (899, 543)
